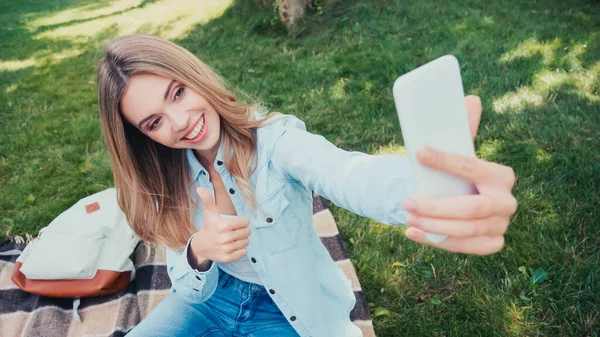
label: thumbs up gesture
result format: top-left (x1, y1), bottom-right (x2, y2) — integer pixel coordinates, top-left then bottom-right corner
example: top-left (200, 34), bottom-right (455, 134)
top-left (189, 187), bottom-right (251, 268)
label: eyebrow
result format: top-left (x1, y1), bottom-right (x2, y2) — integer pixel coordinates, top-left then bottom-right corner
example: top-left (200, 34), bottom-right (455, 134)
top-left (137, 114), bottom-right (156, 130)
top-left (163, 80), bottom-right (176, 101)
top-left (136, 80), bottom-right (177, 129)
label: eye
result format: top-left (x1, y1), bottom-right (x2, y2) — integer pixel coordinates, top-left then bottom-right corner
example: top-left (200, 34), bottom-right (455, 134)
top-left (174, 87), bottom-right (185, 101)
top-left (148, 117), bottom-right (162, 131)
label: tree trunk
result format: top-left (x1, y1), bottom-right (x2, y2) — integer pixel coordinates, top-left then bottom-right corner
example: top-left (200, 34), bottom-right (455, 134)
top-left (278, 0), bottom-right (307, 30)
top-left (253, 0), bottom-right (342, 30)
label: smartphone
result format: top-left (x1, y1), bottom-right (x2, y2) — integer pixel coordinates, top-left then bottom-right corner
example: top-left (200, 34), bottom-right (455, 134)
top-left (392, 55), bottom-right (478, 244)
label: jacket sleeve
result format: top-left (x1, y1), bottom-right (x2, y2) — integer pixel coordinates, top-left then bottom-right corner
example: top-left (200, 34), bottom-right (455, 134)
top-left (165, 233), bottom-right (219, 302)
top-left (268, 115), bottom-right (415, 226)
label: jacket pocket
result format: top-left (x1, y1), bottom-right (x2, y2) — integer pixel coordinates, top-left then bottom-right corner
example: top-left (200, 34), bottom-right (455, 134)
top-left (254, 193), bottom-right (302, 254)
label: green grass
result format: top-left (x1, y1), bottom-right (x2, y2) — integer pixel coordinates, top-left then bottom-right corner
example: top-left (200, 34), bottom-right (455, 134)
top-left (1, 0), bottom-right (599, 335)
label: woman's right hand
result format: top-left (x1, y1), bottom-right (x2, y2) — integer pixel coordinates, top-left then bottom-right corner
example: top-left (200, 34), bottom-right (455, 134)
top-left (188, 187), bottom-right (251, 269)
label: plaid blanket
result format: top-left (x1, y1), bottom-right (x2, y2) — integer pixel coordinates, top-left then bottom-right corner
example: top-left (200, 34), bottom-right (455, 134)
top-left (0, 196), bottom-right (375, 337)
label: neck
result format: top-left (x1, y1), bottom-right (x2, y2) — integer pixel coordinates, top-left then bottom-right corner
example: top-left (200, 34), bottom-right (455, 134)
top-left (194, 140), bottom-right (220, 170)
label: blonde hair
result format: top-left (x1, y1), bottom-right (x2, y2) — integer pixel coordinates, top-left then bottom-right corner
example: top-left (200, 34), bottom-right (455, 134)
top-left (97, 34), bottom-right (275, 250)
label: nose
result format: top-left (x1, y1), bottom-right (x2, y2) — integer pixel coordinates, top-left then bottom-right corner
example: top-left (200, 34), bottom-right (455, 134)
top-left (167, 106), bottom-right (190, 133)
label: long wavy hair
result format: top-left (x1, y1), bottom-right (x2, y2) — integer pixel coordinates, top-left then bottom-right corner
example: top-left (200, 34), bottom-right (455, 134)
top-left (97, 34), bottom-right (275, 250)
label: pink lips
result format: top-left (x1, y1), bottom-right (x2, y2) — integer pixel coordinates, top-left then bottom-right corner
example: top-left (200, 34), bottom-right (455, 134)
top-left (182, 115), bottom-right (208, 144)
top-left (181, 115), bottom-right (203, 140)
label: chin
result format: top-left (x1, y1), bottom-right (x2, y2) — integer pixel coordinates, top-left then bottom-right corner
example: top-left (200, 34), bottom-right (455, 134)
top-left (181, 128), bottom-right (217, 152)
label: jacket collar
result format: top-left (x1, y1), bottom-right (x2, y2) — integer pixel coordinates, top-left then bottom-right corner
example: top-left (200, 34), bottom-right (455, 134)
top-left (185, 136), bottom-right (226, 182)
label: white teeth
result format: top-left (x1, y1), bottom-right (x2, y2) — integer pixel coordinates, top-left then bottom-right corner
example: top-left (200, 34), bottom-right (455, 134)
top-left (185, 115), bottom-right (205, 140)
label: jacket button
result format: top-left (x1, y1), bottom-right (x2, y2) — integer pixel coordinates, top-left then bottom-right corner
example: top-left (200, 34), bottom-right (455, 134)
top-left (196, 275), bottom-right (202, 281)
top-left (251, 257), bottom-right (257, 263)
top-left (269, 289), bottom-right (275, 294)
top-left (193, 288), bottom-right (200, 292)
top-left (229, 188), bottom-right (235, 194)
top-left (266, 217), bottom-right (273, 223)
top-left (217, 160), bottom-right (223, 166)
top-left (290, 316), bottom-right (296, 321)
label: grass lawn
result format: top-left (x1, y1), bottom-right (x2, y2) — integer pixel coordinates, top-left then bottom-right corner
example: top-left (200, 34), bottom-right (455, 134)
top-left (1, 0), bottom-right (599, 335)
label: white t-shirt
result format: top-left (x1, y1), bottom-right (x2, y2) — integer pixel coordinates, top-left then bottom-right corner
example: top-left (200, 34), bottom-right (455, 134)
top-left (216, 214), bottom-right (263, 285)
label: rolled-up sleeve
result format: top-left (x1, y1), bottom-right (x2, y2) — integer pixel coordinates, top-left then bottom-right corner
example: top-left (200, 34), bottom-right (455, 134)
top-left (165, 233), bottom-right (219, 302)
top-left (268, 115), bottom-right (415, 226)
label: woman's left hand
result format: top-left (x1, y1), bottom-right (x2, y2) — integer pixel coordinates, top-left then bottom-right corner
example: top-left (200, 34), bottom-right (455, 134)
top-left (403, 95), bottom-right (518, 255)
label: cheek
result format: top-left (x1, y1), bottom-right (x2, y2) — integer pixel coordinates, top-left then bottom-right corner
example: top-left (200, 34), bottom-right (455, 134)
top-left (209, 110), bottom-right (220, 128)
top-left (210, 114), bottom-right (221, 139)
top-left (148, 129), bottom-right (174, 146)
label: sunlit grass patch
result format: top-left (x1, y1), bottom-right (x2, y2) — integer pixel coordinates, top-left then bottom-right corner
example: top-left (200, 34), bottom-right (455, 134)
top-left (33, 0), bottom-right (233, 41)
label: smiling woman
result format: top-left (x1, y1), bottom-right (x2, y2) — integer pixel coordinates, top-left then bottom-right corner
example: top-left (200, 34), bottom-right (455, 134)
top-left (96, 34), bottom-right (516, 337)
top-left (97, 35), bottom-right (274, 249)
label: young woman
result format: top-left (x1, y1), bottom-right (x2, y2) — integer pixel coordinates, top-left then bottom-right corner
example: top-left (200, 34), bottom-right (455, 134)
top-left (97, 34), bottom-right (517, 337)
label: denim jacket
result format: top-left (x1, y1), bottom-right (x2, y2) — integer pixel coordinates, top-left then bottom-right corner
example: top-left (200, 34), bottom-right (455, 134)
top-left (165, 114), bottom-right (415, 337)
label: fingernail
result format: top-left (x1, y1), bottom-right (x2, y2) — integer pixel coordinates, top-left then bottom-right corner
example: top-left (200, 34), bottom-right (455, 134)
top-left (418, 147), bottom-right (433, 162)
top-left (407, 214), bottom-right (420, 228)
top-left (405, 227), bottom-right (418, 240)
top-left (403, 198), bottom-right (417, 212)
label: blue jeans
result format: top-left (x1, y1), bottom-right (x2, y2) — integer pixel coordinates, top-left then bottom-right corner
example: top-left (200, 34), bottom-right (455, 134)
top-left (126, 269), bottom-right (300, 337)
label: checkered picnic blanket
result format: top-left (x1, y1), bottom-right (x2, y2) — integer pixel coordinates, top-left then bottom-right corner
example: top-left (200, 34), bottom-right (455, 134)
top-left (0, 196), bottom-right (375, 337)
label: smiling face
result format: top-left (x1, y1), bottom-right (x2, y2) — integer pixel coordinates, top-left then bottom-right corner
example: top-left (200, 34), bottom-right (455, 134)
top-left (120, 73), bottom-right (221, 159)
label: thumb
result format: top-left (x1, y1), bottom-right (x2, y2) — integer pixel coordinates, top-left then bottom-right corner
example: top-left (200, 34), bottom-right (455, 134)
top-left (464, 95), bottom-right (482, 142)
top-left (196, 187), bottom-right (220, 218)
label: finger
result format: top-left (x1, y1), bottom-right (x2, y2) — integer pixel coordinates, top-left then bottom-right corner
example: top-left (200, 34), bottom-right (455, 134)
top-left (465, 95), bottom-right (482, 142)
top-left (196, 187), bottom-right (220, 218)
top-left (405, 227), bottom-right (504, 255)
top-left (406, 213), bottom-right (509, 237)
top-left (222, 249), bottom-right (247, 263)
top-left (223, 239), bottom-right (249, 253)
top-left (221, 227), bottom-right (252, 243)
top-left (233, 227), bottom-right (252, 240)
top-left (404, 194), bottom-right (517, 220)
top-left (416, 146), bottom-right (515, 188)
top-left (220, 216), bottom-right (250, 231)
